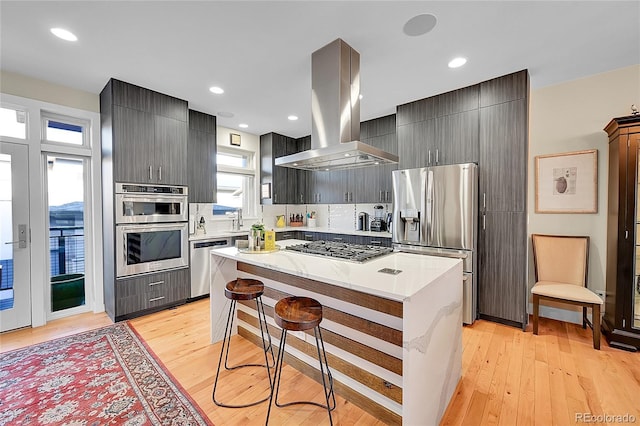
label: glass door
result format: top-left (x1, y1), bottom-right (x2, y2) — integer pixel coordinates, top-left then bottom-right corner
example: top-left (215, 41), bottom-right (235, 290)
top-left (46, 155), bottom-right (86, 313)
top-left (0, 142), bottom-right (31, 332)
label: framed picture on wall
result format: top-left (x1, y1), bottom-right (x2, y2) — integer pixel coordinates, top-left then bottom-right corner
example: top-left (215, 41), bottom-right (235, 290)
top-left (535, 149), bottom-right (598, 213)
top-left (230, 133), bottom-right (241, 146)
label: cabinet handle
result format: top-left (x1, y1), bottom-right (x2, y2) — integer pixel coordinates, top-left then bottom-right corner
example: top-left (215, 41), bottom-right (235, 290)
top-left (148, 165), bottom-right (153, 180)
top-left (148, 280), bottom-right (165, 287)
top-left (435, 149), bottom-right (439, 164)
top-left (158, 166), bottom-right (162, 181)
top-left (318, 193), bottom-right (321, 203)
top-left (344, 192), bottom-right (348, 202)
top-left (333, 237), bottom-right (343, 241)
top-left (483, 193), bottom-right (486, 210)
top-left (274, 193), bottom-right (277, 203)
top-left (386, 191), bottom-right (390, 203)
top-left (370, 240), bottom-right (381, 246)
top-left (428, 150), bottom-right (432, 165)
top-left (305, 234), bottom-right (313, 240)
top-left (149, 296), bottom-right (166, 303)
top-left (482, 214), bottom-right (486, 230)
top-left (379, 190), bottom-right (384, 202)
top-left (349, 192), bottom-right (353, 202)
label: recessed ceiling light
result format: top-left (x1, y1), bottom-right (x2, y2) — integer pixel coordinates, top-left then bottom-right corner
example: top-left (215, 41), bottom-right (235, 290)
top-left (448, 57), bottom-right (467, 68)
top-left (209, 86), bottom-right (224, 94)
top-left (288, 115), bottom-right (298, 121)
top-left (50, 28), bottom-right (77, 42)
top-left (238, 123), bottom-right (248, 129)
top-left (403, 14), bottom-right (437, 37)
top-left (217, 111), bottom-right (234, 118)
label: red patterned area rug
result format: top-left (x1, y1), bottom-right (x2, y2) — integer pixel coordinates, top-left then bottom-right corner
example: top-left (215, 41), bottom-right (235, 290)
top-left (0, 322), bottom-right (212, 425)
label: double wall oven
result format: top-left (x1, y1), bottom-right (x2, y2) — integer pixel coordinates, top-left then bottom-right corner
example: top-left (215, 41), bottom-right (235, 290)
top-left (115, 183), bottom-right (189, 277)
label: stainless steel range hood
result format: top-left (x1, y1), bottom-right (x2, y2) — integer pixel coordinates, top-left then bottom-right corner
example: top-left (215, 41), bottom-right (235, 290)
top-left (275, 39), bottom-right (398, 171)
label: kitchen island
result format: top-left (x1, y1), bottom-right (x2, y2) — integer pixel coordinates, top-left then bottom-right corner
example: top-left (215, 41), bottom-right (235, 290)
top-left (210, 239), bottom-right (462, 425)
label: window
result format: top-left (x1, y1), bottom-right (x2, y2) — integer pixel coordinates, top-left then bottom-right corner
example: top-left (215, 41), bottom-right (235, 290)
top-left (213, 149), bottom-right (256, 216)
top-left (41, 113), bottom-right (88, 146)
top-left (0, 107), bottom-right (27, 139)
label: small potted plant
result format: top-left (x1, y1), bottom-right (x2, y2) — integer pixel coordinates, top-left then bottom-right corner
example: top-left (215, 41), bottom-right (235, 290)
top-left (250, 223), bottom-right (265, 250)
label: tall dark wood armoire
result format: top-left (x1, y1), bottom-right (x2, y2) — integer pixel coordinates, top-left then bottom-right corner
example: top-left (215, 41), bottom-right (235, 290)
top-left (604, 115), bottom-right (640, 351)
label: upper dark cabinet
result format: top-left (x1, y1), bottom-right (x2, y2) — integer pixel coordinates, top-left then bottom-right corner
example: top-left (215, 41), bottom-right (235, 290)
top-left (260, 133), bottom-right (298, 204)
top-left (102, 79), bottom-right (188, 185)
top-left (187, 110), bottom-right (217, 203)
top-left (480, 70), bottom-right (529, 107)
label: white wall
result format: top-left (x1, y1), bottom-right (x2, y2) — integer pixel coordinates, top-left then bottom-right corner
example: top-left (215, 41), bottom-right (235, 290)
top-left (528, 64), bottom-right (640, 321)
top-left (0, 70), bottom-right (99, 112)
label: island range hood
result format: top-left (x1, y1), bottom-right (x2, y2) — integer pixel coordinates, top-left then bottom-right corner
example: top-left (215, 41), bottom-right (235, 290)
top-left (275, 39), bottom-right (398, 171)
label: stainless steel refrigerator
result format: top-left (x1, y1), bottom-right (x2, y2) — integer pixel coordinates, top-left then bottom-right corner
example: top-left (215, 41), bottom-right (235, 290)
top-left (391, 163), bottom-right (478, 324)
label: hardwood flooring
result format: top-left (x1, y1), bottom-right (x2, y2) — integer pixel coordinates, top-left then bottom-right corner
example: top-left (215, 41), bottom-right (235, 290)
top-left (1, 300), bottom-right (639, 425)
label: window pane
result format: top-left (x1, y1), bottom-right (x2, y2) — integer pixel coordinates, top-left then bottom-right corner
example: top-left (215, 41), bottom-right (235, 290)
top-left (217, 152), bottom-right (248, 168)
top-left (0, 107), bottom-right (27, 139)
top-left (0, 153), bottom-right (13, 310)
top-left (213, 172), bottom-right (254, 215)
top-left (45, 119), bottom-right (83, 145)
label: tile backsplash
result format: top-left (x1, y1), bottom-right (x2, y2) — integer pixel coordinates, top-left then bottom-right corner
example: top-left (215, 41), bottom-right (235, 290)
top-left (189, 202), bottom-right (392, 236)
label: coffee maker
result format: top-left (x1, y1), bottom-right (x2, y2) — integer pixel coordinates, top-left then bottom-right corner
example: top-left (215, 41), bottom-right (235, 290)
top-left (370, 205), bottom-right (387, 232)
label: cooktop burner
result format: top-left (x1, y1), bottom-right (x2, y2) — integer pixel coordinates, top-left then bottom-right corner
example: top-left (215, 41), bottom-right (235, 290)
top-left (285, 240), bottom-right (393, 263)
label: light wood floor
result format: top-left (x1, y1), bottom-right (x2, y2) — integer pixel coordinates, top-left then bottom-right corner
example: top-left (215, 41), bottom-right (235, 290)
top-left (1, 300), bottom-right (639, 425)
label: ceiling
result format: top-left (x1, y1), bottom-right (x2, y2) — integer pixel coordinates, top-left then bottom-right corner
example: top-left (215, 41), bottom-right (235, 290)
top-left (1, 1), bottom-right (638, 138)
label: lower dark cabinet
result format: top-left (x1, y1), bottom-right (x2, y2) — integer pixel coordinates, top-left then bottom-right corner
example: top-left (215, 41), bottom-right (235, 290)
top-left (114, 268), bottom-right (189, 320)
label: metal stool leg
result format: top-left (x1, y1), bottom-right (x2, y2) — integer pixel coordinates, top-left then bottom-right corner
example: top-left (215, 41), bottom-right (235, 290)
top-left (256, 296), bottom-right (276, 368)
top-left (212, 297), bottom-right (274, 408)
top-left (265, 327), bottom-right (335, 425)
top-left (266, 329), bottom-right (288, 425)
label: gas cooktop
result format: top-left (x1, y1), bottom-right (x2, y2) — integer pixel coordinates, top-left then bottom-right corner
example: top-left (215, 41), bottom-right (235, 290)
top-left (285, 240), bottom-right (393, 263)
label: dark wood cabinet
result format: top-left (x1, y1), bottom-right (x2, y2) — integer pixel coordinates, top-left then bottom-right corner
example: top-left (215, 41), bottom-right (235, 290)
top-left (479, 99), bottom-right (527, 212)
top-left (103, 79), bottom-right (188, 185)
top-left (261, 133), bottom-right (299, 204)
top-left (187, 110), bottom-right (217, 203)
top-left (100, 78), bottom-right (190, 322)
top-left (603, 115), bottom-right (640, 351)
top-left (396, 70), bottom-right (528, 328)
top-left (477, 70), bottom-right (529, 328)
top-left (397, 86), bottom-right (479, 169)
top-left (478, 211), bottom-right (527, 325)
top-left (115, 268), bottom-right (189, 320)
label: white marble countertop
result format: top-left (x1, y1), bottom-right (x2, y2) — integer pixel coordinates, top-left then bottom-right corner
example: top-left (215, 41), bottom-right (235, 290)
top-left (271, 226), bottom-right (392, 239)
top-left (211, 239), bottom-right (460, 301)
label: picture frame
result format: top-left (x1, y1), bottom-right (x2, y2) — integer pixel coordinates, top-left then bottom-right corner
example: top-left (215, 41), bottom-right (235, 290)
top-left (535, 149), bottom-right (598, 214)
top-left (230, 133), bottom-right (241, 146)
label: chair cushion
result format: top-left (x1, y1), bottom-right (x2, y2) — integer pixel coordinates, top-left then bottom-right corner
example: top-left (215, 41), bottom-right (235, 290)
top-left (532, 281), bottom-right (603, 305)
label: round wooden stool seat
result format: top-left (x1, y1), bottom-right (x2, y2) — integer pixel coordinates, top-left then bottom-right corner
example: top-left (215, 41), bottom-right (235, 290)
top-left (274, 296), bottom-right (323, 331)
top-left (224, 278), bottom-right (264, 301)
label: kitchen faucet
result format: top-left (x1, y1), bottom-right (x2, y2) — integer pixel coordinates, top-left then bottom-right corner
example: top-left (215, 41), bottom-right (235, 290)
top-left (232, 208), bottom-right (243, 231)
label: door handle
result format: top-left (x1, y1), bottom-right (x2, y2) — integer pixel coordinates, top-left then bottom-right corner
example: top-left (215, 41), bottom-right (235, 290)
top-left (4, 224), bottom-right (27, 248)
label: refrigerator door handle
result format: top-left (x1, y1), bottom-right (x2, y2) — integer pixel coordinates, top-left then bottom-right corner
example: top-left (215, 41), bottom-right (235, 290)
top-left (424, 169), bottom-right (434, 245)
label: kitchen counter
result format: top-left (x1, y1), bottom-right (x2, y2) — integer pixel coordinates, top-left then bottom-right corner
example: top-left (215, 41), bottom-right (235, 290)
top-left (209, 239), bottom-right (462, 425)
top-left (211, 239), bottom-right (455, 301)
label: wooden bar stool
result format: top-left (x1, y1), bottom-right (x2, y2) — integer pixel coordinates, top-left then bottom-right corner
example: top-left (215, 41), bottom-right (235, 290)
top-left (212, 278), bottom-right (275, 408)
top-left (266, 296), bottom-right (336, 425)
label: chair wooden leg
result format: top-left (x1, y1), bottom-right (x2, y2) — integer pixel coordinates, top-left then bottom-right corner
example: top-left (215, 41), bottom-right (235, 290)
top-left (533, 294), bottom-right (539, 335)
top-left (592, 304), bottom-right (601, 350)
top-left (582, 306), bottom-right (587, 329)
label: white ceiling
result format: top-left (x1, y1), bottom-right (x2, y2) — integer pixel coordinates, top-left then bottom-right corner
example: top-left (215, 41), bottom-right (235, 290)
top-left (1, 1), bottom-right (638, 138)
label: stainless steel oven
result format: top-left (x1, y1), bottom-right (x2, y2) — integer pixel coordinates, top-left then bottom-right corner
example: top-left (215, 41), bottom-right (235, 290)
top-left (116, 222), bottom-right (189, 277)
top-left (115, 183), bottom-right (188, 224)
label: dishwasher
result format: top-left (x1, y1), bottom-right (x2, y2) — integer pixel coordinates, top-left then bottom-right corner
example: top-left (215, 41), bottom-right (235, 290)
top-left (189, 238), bottom-right (231, 300)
